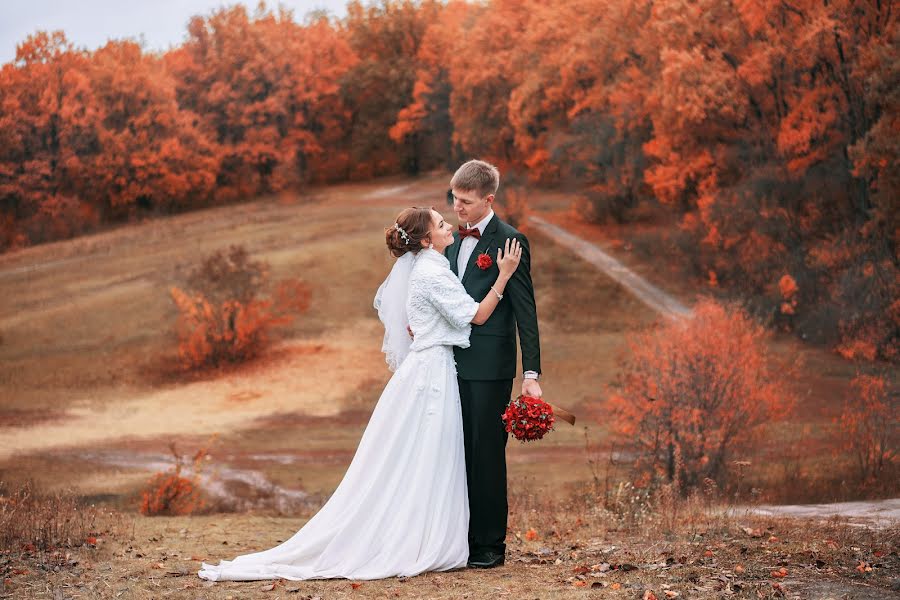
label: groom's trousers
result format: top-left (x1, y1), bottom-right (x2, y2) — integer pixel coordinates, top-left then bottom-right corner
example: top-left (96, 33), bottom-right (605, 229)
top-left (457, 377), bottom-right (513, 556)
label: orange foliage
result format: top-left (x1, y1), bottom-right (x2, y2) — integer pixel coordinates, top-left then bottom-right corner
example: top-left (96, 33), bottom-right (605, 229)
top-left (608, 299), bottom-right (797, 490)
top-left (140, 442), bottom-right (211, 516)
top-left (86, 40), bottom-right (217, 219)
top-left (0, 0), bottom-right (896, 364)
top-left (838, 372), bottom-right (898, 483)
top-left (166, 5), bottom-right (357, 195)
top-left (170, 245), bottom-right (311, 370)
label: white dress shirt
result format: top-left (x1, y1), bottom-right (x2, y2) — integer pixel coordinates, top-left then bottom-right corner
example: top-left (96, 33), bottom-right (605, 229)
top-left (456, 209), bottom-right (540, 381)
top-left (456, 209), bottom-right (494, 278)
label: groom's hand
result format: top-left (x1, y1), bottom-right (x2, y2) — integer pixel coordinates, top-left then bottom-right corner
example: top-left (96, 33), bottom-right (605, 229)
top-left (522, 378), bottom-right (542, 398)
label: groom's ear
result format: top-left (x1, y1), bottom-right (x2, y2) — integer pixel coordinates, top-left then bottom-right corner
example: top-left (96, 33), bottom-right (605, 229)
top-left (485, 193), bottom-right (495, 205)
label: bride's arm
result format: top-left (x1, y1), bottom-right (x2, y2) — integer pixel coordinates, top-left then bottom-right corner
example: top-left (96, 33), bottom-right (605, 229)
top-left (471, 238), bottom-right (521, 325)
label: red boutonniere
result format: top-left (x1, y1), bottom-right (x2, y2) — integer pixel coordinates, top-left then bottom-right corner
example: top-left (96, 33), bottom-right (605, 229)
top-left (476, 252), bottom-right (493, 270)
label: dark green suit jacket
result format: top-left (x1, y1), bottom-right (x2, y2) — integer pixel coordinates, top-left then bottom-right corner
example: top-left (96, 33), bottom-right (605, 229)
top-left (446, 213), bottom-right (541, 381)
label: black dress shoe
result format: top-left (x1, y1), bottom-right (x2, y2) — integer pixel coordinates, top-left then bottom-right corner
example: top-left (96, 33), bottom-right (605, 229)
top-left (467, 551), bottom-right (505, 568)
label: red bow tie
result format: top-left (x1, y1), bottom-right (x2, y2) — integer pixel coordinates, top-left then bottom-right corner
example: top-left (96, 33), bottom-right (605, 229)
top-left (458, 225), bottom-right (481, 240)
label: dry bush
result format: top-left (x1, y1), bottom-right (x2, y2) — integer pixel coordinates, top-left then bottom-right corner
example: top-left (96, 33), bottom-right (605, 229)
top-left (608, 298), bottom-right (799, 493)
top-left (839, 370), bottom-right (898, 484)
top-left (0, 479), bottom-right (123, 564)
top-left (170, 244), bottom-right (311, 370)
top-left (139, 442), bottom-right (210, 516)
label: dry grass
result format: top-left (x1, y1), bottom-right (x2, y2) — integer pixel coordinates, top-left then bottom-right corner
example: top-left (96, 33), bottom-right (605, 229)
top-left (1, 481), bottom-right (897, 599)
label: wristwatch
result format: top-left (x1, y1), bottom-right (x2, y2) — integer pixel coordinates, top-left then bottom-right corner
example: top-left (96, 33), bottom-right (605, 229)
top-left (523, 371), bottom-right (540, 380)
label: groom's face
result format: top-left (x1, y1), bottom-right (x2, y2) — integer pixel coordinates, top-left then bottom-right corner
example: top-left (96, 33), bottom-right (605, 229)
top-left (451, 188), bottom-right (493, 226)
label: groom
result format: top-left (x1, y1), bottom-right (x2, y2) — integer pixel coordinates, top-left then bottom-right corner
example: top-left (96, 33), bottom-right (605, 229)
top-left (445, 159), bottom-right (542, 569)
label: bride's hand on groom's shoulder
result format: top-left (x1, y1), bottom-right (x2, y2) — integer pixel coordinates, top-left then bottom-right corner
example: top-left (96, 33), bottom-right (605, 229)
top-left (522, 378), bottom-right (542, 398)
top-left (497, 238), bottom-right (522, 278)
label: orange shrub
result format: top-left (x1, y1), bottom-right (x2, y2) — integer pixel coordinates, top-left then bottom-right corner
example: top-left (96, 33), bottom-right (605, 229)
top-left (170, 245), bottom-right (311, 370)
top-left (139, 443), bottom-right (209, 516)
top-left (608, 298), bottom-right (797, 491)
top-left (838, 372), bottom-right (897, 483)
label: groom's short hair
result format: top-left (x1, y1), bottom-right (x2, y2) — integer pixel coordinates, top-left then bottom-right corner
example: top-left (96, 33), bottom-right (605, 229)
top-left (450, 159), bottom-right (500, 199)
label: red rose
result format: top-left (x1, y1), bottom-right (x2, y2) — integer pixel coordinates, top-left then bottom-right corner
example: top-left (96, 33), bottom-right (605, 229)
top-left (476, 252), bottom-right (493, 270)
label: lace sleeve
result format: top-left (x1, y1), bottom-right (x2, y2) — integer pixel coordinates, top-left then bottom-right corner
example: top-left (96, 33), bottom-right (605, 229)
top-left (425, 268), bottom-right (479, 330)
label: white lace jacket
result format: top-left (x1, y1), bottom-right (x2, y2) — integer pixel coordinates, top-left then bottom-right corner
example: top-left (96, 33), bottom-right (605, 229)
top-left (407, 248), bottom-right (479, 352)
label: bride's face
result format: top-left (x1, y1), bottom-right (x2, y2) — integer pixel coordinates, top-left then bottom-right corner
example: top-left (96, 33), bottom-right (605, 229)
top-left (427, 209), bottom-right (454, 253)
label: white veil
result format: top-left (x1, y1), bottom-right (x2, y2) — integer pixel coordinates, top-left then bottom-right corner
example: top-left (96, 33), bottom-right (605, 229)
top-left (373, 251), bottom-right (415, 372)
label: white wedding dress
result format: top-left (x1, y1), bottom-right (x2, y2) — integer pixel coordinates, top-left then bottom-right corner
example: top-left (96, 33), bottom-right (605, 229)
top-left (198, 248), bottom-right (479, 581)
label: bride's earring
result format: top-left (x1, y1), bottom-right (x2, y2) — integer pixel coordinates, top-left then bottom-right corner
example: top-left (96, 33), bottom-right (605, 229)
top-left (428, 242), bottom-right (434, 249)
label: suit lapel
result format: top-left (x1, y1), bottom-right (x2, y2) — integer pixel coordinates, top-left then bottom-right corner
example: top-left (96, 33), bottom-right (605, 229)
top-left (447, 231), bottom-right (461, 276)
top-left (461, 215), bottom-right (499, 286)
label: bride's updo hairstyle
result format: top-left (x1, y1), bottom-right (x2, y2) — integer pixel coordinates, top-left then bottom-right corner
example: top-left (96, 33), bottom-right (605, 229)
top-left (385, 206), bottom-right (434, 258)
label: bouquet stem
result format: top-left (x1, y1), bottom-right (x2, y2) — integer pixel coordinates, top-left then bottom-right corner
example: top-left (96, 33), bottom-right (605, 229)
top-left (549, 403), bottom-right (576, 426)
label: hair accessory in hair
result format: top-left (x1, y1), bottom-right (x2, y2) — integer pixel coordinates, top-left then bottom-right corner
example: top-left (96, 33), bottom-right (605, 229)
top-left (394, 222), bottom-right (411, 245)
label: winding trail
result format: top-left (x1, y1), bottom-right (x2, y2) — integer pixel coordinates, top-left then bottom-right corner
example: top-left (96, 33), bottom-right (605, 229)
top-left (528, 215), bottom-right (692, 319)
top-left (735, 498), bottom-right (900, 527)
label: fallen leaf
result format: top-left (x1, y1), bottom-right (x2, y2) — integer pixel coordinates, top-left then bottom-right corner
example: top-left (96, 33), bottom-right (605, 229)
top-left (734, 564), bottom-right (745, 574)
top-left (525, 528), bottom-right (539, 541)
top-left (770, 567), bottom-right (788, 578)
top-left (351, 582), bottom-right (362, 589)
top-left (259, 583), bottom-right (275, 591)
top-left (611, 583), bottom-right (621, 590)
top-left (741, 527), bottom-right (762, 538)
top-left (643, 591), bottom-right (658, 600)
top-left (664, 591), bottom-right (680, 598)
top-left (573, 581), bottom-right (587, 587)
top-left (572, 565), bottom-right (590, 575)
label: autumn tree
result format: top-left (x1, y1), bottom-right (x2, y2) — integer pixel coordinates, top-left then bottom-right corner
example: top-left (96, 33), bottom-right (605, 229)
top-left (504, 0), bottom-right (657, 222)
top-left (0, 31), bottom-right (101, 248)
top-left (444, 0), bottom-right (533, 168)
top-left (608, 298), bottom-right (797, 491)
top-left (637, 0), bottom-right (897, 359)
top-left (83, 40), bottom-right (217, 220)
top-left (341, 0), bottom-right (438, 177)
top-left (390, 0), bottom-right (471, 173)
top-left (167, 4), bottom-right (357, 197)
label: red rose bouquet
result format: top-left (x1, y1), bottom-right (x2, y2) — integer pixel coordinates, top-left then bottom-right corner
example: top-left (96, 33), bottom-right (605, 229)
top-left (502, 395), bottom-right (555, 442)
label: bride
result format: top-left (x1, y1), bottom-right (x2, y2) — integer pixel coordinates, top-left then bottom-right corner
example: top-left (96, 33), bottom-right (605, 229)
top-left (197, 206), bottom-right (521, 582)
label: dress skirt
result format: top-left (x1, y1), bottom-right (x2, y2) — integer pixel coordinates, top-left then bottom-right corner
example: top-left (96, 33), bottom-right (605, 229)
top-left (197, 344), bottom-right (469, 581)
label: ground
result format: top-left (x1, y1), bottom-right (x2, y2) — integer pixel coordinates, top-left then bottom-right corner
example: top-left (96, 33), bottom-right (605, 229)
top-left (0, 173), bottom-right (897, 599)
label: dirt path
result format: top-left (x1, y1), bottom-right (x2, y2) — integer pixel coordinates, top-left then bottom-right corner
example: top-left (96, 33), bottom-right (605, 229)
top-left (528, 215), bottom-right (692, 319)
top-left (737, 498), bottom-right (900, 527)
